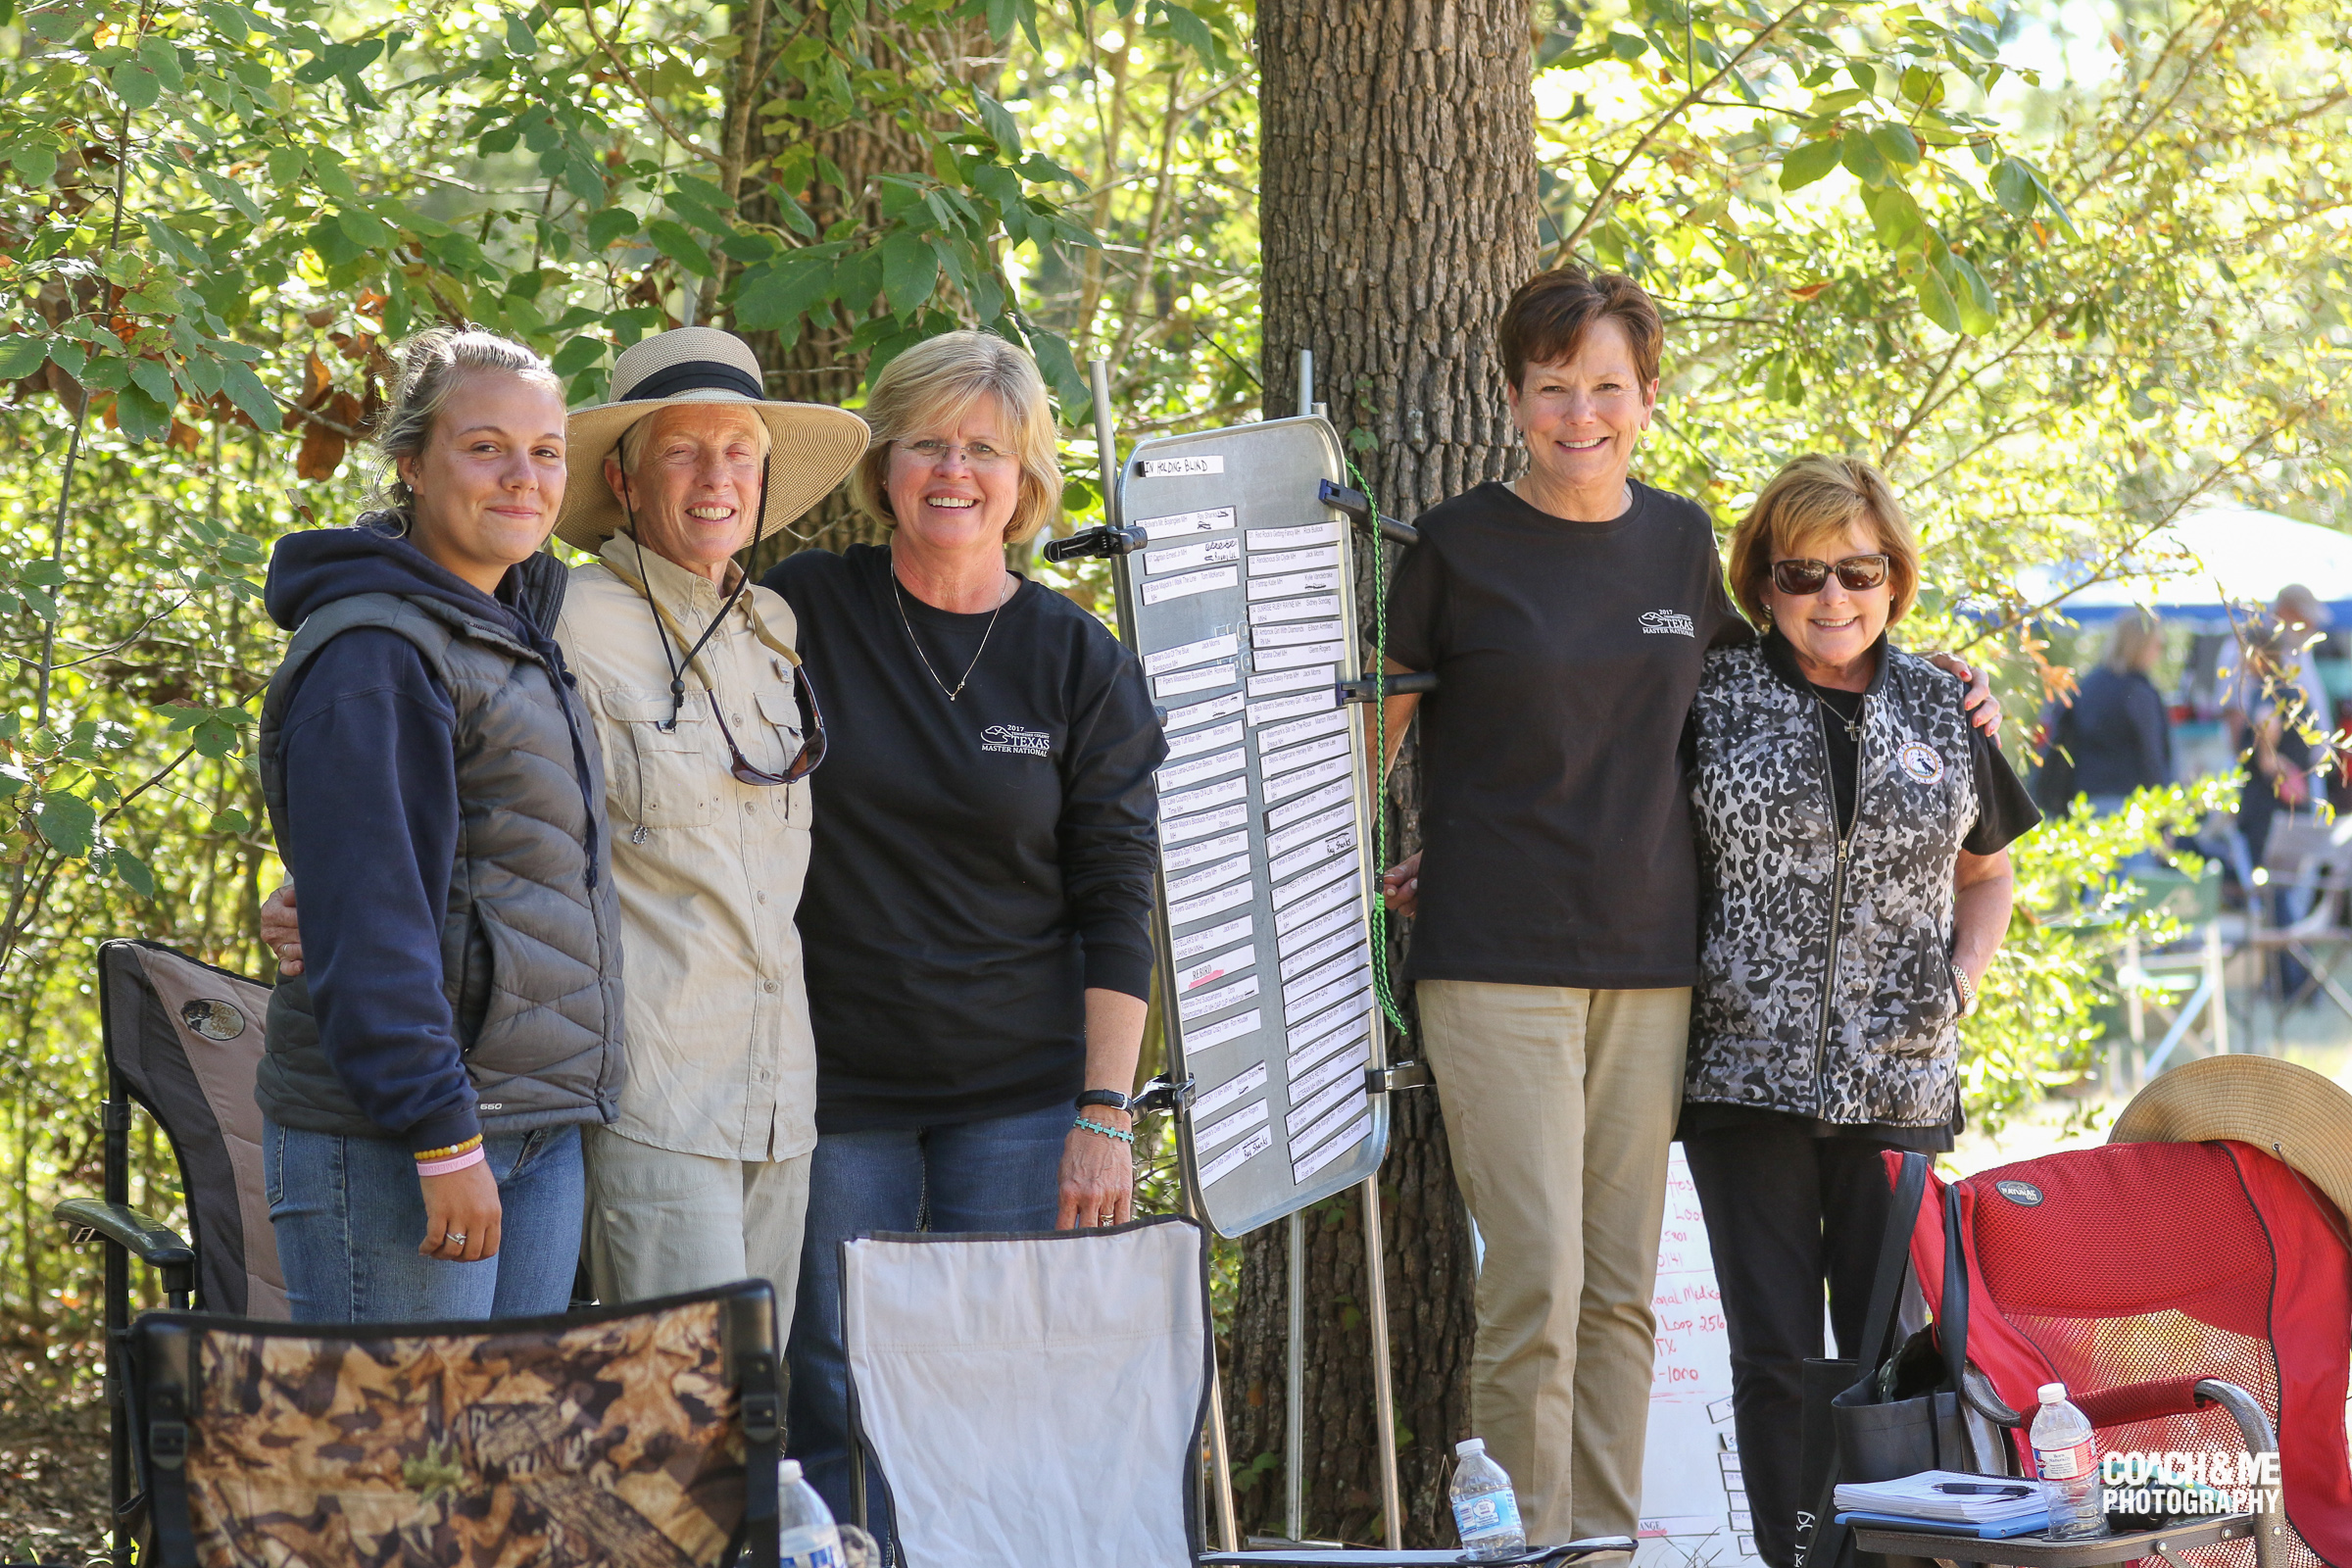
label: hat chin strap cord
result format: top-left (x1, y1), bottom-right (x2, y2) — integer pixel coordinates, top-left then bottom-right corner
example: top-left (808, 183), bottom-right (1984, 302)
top-left (618, 452), bottom-right (772, 733)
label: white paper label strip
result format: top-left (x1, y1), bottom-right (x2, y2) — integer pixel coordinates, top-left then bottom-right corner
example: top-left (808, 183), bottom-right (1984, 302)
top-left (1249, 663), bottom-right (1337, 698)
top-left (1146, 633), bottom-right (1240, 675)
top-left (1248, 568), bottom-right (1343, 601)
top-left (1263, 755), bottom-right (1352, 805)
top-left (1248, 520), bottom-right (1343, 550)
top-left (1162, 774), bottom-right (1248, 819)
top-left (1182, 1006), bottom-right (1260, 1052)
top-left (1285, 951), bottom-right (1365, 1011)
top-left (1169, 880), bottom-right (1254, 926)
top-left (1163, 829), bottom-right (1250, 873)
top-left (1179, 972), bottom-right (1259, 1021)
top-left (1132, 506), bottom-right (1237, 542)
top-left (1196, 1097), bottom-right (1269, 1152)
top-left (1177, 943), bottom-right (1256, 994)
top-left (1192, 1060), bottom-right (1267, 1121)
top-left (1156, 746), bottom-right (1246, 791)
top-left (1164, 718), bottom-right (1245, 761)
top-left (1292, 1038), bottom-right (1371, 1104)
top-left (1279, 903), bottom-right (1362, 962)
top-left (1263, 732), bottom-right (1352, 779)
top-left (1280, 918), bottom-right (1364, 982)
top-left (1138, 454), bottom-right (1224, 478)
top-left (1254, 640), bottom-right (1349, 672)
top-left (1290, 1024), bottom-right (1371, 1084)
top-left (1250, 593), bottom-right (1344, 625)
top-left (1288, 1072), bottom-right (1363, 1140)
top-left (1142, 564), bottom-right (1238, 606)
top-left (1274, 852), bottom-right (1356, 908)
top-left (1172, 913), bottom-right (1253, 962)
top-left (1163, 800), bottom-right (1249, 845)
top-left (1294, 1100), bottom-right (1370, 1166)
top-left (1272, 826), bottom-right (1357, 886)
top-left (1289, 991), bottom-right (1367, 1054)
top-left (1258, 708), bottom-right (1351, 753)
top-left (1288, 971), bottom-right (1372, 1024)
top-left (1145, 536), bottom-right (1240, 575)
top-left (1248, 544), bottom-right (1341, 577)
top-left (1278, 879), bottom-right (1361, 936)
top-left (1255, 618), bottom-right (1347, 649)
top-left (1266, 775), bottom-right (1352, 829)
top-left (1294, 1115), bottom-right (1370, 1183)
top-left (1248, 688), bottom-right (1339, 727)
top-left (1200, 1124), bottom-right (1272, 1187)
top-left (1166, 853), bottom-right (1251, 902)
top-left (1162, 690), bottom-right (1245, 733)
top-left (1267, 803), bottom-right (1355, 858)
top-left (1154, 662), bottom-right (1236, 699)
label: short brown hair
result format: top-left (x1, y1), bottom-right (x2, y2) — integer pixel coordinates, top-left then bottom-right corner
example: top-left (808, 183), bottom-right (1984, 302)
top-left (1496, 267), bottom-right (1664, 390)
top-left (850, 330), bottom-right (1061, 546)
top-left (1727, 455), bottom-right (1921, 625)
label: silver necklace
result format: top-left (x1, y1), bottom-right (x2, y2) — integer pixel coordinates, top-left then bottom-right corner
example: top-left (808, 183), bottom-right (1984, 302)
top-left (894, 567), bottom-right (1012, 702)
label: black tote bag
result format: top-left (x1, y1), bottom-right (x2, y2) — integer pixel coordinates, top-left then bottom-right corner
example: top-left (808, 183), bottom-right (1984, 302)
top-left (1792, 1158), bottom-right (1987, 1568)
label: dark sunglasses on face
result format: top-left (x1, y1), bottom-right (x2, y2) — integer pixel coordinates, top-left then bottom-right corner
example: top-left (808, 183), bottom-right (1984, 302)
top-left (1772, 553), bottom-right (1890, 596)
top-left (702, 660), bottom-right (828, 785)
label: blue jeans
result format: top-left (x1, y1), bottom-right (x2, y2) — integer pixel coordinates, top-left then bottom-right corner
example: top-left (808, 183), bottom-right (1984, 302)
top-left (785, 1102), bottom-right (1068, 1534)
top-left (266, 1118), bottom-right (585, 1324)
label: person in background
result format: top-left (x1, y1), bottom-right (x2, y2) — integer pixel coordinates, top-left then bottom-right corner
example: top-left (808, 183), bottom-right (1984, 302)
top-left (1680, 456), bottom-right (2038, 1567)
top-left (2034, 611), bottom-right (2172, 816)
top-left (759, 329), bottom-right (1164, 1527)
top-left (255, 327), bottom-right (622, 1322)
top-left (1373, 269), bottom-right (2002, 1546)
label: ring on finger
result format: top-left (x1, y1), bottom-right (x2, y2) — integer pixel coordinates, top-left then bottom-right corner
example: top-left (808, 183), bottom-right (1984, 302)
top-left (443, 1231), bottom-right (467, 1248)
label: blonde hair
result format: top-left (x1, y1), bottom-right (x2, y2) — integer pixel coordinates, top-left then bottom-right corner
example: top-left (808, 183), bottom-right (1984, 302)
top-left (2104, 610), bottom-right (2164, 674)
top-left (375, 326), bottom-right (559, 510)
top-left (850, 330), bottom-right (1061, 545)
top-left (1728, 455), bottom-right (1921, 626)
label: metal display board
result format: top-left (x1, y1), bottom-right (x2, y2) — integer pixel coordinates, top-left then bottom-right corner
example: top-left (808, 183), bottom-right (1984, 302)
top-left (1110, 415), bottom-right (1390, 1240)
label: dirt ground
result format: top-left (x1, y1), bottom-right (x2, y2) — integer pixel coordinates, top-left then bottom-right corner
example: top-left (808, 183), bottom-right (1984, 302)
top-left (0, 1401), bottom-right (109, 1567)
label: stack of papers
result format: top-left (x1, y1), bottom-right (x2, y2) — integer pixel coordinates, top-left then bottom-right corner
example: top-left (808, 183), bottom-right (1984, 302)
top-left (1835, 1470), bottom-right (2049, 1526)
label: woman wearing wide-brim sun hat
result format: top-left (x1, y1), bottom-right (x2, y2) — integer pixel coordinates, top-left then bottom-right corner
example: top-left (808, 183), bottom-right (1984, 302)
top-left (543, 324), bottom-right (870, 1328)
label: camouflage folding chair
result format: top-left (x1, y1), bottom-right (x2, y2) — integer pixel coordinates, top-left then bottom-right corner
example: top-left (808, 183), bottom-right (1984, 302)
top-left (51, 939), bottom-right (285, 1565)
top-left (131, 1280), bottom-right (789, 1568)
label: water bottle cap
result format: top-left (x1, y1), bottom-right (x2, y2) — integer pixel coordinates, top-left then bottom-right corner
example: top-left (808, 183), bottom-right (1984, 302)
top-left (1455, 1438), bottom-right (1486, 1457)
top-left (780, 1458), bottom-right (804, 1484)
top-left (2037, 1382), bottom-right (2068, 1403)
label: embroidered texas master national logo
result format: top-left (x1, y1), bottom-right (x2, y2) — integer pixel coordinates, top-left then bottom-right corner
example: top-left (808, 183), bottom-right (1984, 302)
top-left (1640, 609), bottom-right (1696, 637)
top-left (982, 723), bottom-right (1053, 756)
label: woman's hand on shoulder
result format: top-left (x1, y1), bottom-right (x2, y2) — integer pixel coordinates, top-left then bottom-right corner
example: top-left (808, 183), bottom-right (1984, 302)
top-left (1925, 651), bottom-right (2002, 735)
top-left (260, 881), bottom-right (304, 975)
top-left (1057, 1113), bottom-right (1135, 1230)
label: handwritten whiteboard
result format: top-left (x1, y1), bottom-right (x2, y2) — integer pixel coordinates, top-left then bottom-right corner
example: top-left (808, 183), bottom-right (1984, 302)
top-left (1636, 1146), bottom-right (1759, 1564)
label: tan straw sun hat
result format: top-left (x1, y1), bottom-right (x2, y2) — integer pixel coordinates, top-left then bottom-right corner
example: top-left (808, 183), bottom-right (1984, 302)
top-left (556, 325), bottom-right (869, 553)
top-left (2110, 1054), bottom-right (2352, 1223)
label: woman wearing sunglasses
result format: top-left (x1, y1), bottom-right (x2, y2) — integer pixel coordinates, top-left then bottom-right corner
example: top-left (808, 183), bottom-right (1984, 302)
top-left (1681, 455), bottom-right (2038, 1567)
top-left (548, 327), bottom-right (868, 1322)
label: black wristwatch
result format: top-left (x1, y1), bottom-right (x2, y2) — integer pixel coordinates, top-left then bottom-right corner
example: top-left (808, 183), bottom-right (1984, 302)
top-left (1075, 1089), bottom-right (1132, 1114)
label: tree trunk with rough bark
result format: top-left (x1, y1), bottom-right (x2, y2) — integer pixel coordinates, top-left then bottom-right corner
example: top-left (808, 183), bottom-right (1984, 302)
top-left (1233, 0), bottom-right (1540, 1545)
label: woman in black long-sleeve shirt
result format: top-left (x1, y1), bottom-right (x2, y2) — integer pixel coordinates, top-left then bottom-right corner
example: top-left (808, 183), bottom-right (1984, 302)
top-left (760, 330), bottom-right (1165, 1525)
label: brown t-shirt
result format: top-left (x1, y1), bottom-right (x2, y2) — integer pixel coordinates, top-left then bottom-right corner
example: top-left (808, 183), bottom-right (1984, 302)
top-left (1386, 479), bottom-right (1748, 989)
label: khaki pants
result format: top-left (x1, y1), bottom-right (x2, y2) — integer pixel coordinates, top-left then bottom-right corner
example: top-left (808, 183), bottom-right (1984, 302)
top-left (1418, 981), bottom-right (1690, 1545)
top-left (583, 1124), bottom-right (812, 1330)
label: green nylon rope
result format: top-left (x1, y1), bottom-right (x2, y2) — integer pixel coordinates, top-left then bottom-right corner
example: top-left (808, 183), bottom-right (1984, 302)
top-left (1348, 452), bottom-right (1411, 1038)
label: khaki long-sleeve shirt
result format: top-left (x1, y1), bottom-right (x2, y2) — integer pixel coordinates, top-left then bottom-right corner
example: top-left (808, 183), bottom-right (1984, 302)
top-left (556, 534), bottom-right (814, 1161)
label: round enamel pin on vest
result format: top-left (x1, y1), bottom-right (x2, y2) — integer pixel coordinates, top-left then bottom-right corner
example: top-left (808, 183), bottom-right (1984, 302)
top-left (1896, 741), bottom-right (1945, 784)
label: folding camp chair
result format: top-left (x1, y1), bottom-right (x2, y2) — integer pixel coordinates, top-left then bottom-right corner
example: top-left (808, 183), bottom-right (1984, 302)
top-left (50, 939), bottom-right (284, 1565)
top-left (128, 1280), bottom-right (789, 1567)
top-left (1853, 1139), bottom-right (2351, 1568)
top-left (839, 1215), bottom-right (1636, 1568)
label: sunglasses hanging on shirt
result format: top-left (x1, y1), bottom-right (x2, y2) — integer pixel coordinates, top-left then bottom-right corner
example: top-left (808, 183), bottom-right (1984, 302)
top-left (1771, 552), bottom-right (1889, 596)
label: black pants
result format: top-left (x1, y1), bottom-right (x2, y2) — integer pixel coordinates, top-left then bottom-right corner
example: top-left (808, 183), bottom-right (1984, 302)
top-left (1682, 1124), bottom-right (1902, 1568)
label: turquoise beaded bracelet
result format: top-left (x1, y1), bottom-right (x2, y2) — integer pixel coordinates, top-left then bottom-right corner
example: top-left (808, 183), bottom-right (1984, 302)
top-left (1072, 1115), bottom-right (1135, 1145)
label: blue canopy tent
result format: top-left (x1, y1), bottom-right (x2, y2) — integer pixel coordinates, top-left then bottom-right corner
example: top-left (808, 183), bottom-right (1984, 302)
top-left (2015, 506), bottom-right (2352, 631)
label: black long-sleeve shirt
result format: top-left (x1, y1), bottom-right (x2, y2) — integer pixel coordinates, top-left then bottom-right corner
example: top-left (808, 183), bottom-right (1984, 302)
top-left (763, 545), bottom-right (1165, 1131)
top-left (2066, 664), bottom-right (2173, 797)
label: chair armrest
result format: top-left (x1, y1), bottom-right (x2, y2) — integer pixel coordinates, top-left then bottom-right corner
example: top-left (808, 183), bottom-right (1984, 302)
top-left (2076, 1375), bottom-right (2209, 1429)
top-left (54, 1198), bottom-right (196, 1271)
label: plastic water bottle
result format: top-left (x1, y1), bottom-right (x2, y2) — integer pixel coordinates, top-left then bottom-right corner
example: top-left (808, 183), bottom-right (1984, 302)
top-left (1449, 1438), bottom-right (1528, 1561)
top-left (2029, 1383), bottom-right (2109, 1540)
top-left (778, 1458), bottom-right (845, 1568)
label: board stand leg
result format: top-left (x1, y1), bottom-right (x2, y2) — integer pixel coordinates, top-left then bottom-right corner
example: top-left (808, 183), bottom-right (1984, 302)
top-left (1360, 1173), bottom-right (1404, 1550)
top-left (1285, 1209), bottom-right (1306, 1543)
